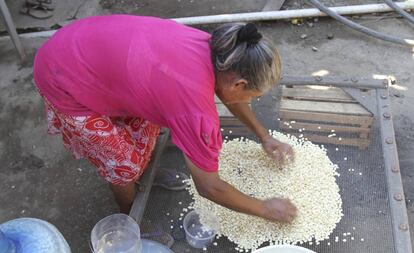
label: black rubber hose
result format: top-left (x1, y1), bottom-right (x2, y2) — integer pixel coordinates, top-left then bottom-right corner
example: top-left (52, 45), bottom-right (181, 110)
top-left (384, 0), bottom-right (414, 25)
top-left (308, 0), bottom-right (414, 46)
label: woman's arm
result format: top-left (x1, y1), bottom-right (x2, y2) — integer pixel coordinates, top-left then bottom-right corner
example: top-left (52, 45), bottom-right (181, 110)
top-left (224, 102), bottom-right (294, 163)
top-left (184, 156), bottom-right (297, 222)
top-left (224, 102), bottom-right (268, 140)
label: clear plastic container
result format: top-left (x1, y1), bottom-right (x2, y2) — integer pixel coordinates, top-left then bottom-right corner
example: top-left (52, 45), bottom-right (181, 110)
top-left (252, 245), bottom-right (316, 253)
top-left (183, 210), bottom-right (217, 249)
top-left (91, 214), bottom-right (142, 253)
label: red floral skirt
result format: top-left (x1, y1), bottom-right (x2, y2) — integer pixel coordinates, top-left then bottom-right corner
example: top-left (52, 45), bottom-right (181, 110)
top-left (44, 99), bottom-right (160, 186)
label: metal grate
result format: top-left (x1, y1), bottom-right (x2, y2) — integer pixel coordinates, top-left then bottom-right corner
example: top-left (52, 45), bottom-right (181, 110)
top-left (141, 77), bottom-right (411, 253)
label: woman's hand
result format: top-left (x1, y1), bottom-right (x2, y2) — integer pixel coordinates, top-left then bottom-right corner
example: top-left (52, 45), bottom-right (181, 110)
top-left (261, 198), bottom-right (297, 223)
top-left (185, 155), bottom-right (298, 223)
top-left (261, 135), bottom-right (294, 166)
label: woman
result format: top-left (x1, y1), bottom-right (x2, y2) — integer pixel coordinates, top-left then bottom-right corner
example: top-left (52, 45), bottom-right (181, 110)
top-left (33, 15), bottom-right (297, 222)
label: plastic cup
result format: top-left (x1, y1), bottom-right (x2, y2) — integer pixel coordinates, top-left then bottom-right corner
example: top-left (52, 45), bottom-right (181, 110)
top-left (91, 214), bottom-right (142, 253)
top-left (252, 245), bottom-right (317, 253)
top-left (183, 210), bottom-right (217, 249)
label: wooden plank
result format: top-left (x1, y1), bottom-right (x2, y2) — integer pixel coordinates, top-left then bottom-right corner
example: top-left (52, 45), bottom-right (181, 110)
top-left (279, 110), bottom-right (373, 126)
top-left (220, 117), bottom-right (240, 124)
top-left (282, 86), bottom-right (355, 102)
top-left (280, 121), bottom-right (371, 134)
top-left (216, 103), bottom-right (233, 117)
top-left (220, 117), bottom-right (243, 126)
top-left (221, 126), bottom-right (251, 136)
top-left (280, 100), bottom-right (371, 116)
top-left (130, 129), bottom-right (169, 224)
top-left (288, 133), bottom-right (370, 149)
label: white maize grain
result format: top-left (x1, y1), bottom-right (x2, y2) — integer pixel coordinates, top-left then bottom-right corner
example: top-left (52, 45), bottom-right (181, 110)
top-left (185, 131), bottom-right (343, 251)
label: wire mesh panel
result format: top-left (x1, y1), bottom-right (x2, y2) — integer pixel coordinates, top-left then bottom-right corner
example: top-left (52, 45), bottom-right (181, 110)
top-left (141, 82), bottom-right (410, 253)
top-left (302, 122), bottom-right (395, 253)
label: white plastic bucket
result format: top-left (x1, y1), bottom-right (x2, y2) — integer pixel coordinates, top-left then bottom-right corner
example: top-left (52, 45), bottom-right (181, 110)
top-left (252, 245), bottom-right (317, 253)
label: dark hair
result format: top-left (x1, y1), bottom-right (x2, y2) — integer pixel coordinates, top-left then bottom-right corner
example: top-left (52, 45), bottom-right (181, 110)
top-left (210, 23), bottom-right (281, 91)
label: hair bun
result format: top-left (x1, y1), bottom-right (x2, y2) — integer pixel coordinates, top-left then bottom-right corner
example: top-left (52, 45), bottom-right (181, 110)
top-left (237, 23), bottom-right (262, 45)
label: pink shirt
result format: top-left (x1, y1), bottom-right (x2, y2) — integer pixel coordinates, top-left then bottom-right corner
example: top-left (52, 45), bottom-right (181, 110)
top-left (34, 15), bottom-right (222, 172)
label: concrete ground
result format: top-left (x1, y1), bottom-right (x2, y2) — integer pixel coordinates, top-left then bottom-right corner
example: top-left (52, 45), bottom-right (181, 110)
top-left (1, 0), bottom-right (414, 252)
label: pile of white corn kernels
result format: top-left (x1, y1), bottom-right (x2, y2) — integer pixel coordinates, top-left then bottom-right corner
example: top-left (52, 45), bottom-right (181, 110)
top-left (185, 130), bottom-right (343, 252)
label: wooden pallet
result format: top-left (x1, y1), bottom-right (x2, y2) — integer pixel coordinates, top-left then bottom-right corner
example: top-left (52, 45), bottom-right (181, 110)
top-left (215, 96), bottom-right (251, 137)
top-left (279, 86), bottom-right (374, 149)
